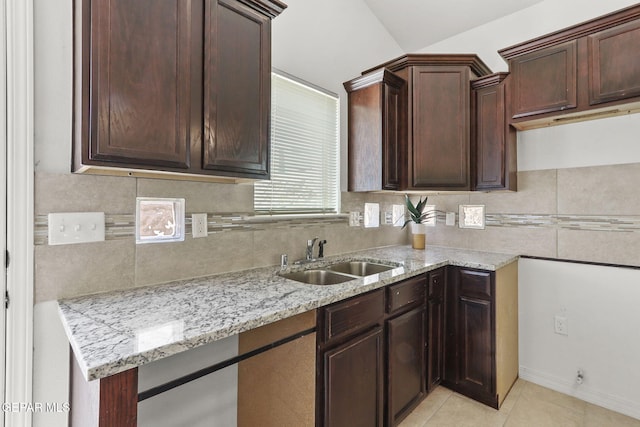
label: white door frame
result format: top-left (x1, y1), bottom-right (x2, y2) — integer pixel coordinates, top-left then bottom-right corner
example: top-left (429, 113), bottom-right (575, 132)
top-left (5, 0), bottom-right (35, 426)
top-left (0, 0), bottom-right (7, 423)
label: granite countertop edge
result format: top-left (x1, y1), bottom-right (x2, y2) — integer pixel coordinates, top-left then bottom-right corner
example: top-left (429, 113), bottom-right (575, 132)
top-left (57, 245), bottom-right (518, 382)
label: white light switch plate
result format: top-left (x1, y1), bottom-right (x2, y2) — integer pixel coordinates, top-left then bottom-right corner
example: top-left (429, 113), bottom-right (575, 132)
top-left (364, 203), bottom-right (380, 228)
top-left (48, 212), bottom-right (105, 245)
top-left (392, 204), bottom-right (404, 227)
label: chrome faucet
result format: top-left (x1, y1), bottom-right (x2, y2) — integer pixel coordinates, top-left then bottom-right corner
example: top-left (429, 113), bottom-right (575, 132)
top-left (305, 237), bottom-right (328, 261)
top-left (306, 237), bottom-right (319, 261)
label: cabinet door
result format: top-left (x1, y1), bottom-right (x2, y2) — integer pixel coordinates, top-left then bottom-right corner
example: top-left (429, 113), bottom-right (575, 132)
top-left (588, 19), bottom-right (640, 105)
top-left (473, 75), bottom-right (517, 191)
top-left (510, 41), bottom-right (577, 119)
top-left (427, 268), bottom-right (445, 392)
top-left (78, 0), bottom-right (197, 170)
top-left (323, 327), bottom-right (384, 427)
top-left (203, 0), bottom-right (271, 178)
top-left (382, 81), bottom-right (402, 190)
top-left (387, 307), bottom-right (426, 426)
top-left (410, 66), bottom-right (471, 190)
top-left (347, 82), bottom-right (383, 192)
top-left (452, 268), bottom-right (496, 406)
top-left (345, 70), bottom-right (405, 192)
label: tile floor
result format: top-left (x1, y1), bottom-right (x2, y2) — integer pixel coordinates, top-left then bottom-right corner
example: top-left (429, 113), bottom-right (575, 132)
top-left (399, 379), bottom-right (640, 427)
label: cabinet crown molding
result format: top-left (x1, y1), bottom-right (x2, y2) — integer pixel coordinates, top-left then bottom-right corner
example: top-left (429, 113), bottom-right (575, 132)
top-left (237, 0), bottom-right (287, 18)
top-left (471, 72), bottom-right (510, 90)
top-left (362, 54), bottom-right (492, 78)
top-left (343, 68), bottom-right (406, 92)
top-left (499, 3), bottom-right (640, 59)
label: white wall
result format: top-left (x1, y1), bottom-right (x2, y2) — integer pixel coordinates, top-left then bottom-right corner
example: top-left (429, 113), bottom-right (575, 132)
top-left (419, 1), bottom-right (640, 419)
top-left (419, 0), bottom-right (640, 72)
top-left (271, 0), bottom-right (403, 191)
top-left (32, 303), bottom-right (69, 427)
top-left (519, 259), bottom-right (640, 419)
top-left (420, 0), bottom-right (640, 172)
top-left (517, 113), bottom-right (640, 171)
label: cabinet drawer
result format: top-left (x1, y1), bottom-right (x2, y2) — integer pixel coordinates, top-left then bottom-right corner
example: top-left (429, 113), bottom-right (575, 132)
top-left (321, 289), bottom-right (384, 343)
top-left (458, 269), bottom-right (493, 299)
top-left (386, 275), bottom-right (425, 314)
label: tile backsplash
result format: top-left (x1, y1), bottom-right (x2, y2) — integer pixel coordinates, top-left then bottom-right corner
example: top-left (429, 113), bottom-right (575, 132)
top-left (35, 162), bottom-right (640, 302)
top-left (34, 173), bottom-right (407, 302)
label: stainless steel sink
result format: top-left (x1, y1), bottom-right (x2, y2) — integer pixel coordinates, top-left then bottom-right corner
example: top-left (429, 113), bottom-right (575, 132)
top-left (280, 259), bottom-right (401, 285)
top-left (326, 261), bottom-right (396, 276)
top-left (280, 269), bottom-right (356, 285)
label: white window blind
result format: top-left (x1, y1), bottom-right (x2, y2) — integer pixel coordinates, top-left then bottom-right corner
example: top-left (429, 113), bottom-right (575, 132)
top-left (254, 72), bottom-right (339, 214)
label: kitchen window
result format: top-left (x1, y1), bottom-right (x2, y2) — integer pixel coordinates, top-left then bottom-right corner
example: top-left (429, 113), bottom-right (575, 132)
top-left (254, 71), bottom-right (339, 214)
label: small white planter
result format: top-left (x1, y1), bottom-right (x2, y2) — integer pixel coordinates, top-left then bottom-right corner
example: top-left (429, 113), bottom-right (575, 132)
top-left (410, 222), bottom-right (427, 249)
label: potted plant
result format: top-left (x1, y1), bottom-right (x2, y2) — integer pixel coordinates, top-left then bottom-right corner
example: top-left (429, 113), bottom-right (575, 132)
top-left (402, 194), bottom-right (436, 249)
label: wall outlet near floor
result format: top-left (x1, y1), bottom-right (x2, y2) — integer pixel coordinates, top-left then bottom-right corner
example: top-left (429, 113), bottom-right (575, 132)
top-left (554, 315), bottom-right (568, 335)
top-left (192, 213), bottom-right (208, 238)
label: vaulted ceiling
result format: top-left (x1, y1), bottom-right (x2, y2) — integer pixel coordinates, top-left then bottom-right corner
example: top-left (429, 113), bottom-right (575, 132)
top-left (363, 0), bottom-right (546, 51)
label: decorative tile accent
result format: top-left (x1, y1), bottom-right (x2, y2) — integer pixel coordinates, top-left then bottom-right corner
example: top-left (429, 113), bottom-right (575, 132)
top-left (34, 210), bottom-right (640, 247)
top-left (34, 213), bottom-right (349, 245)
top-left (485, 214), bottom-right (640, 233)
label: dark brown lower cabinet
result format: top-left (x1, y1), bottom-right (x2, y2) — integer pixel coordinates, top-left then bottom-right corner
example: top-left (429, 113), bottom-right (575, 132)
top-left (317, 289), bottom-right (385, 427)
top-left (318, 276), bottom-right (430, 427)
top-left (443, 264), bottom-right (519, 409)
top-left (387, 306), bottom-right (426, 426)
top-left (323, 327), bottom-right (384, 427)
top-left (318, 263), bottom-right (518, 425)
top-left (426, 267), bottom-right (445, 392)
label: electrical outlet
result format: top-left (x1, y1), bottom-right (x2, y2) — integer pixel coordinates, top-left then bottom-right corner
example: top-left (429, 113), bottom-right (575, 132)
top-left (349, 212), bottom-right (361, 227)
top-left (384, 211), bottom-right (393, 225)
top-left (192, 213), bottom-right (208, 238)
top-left (446, 212), bottom-right (456, 226)
top-left (554, 315), bottom-right (568, 335)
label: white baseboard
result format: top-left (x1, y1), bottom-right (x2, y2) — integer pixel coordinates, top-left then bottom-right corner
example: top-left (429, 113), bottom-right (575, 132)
top-left (519, 366), bottom-right (640, 421)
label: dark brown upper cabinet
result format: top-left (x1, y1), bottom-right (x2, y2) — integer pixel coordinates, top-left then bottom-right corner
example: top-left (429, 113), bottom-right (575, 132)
top-left (499, 3), bottom-right (640, 130)
top-left (471, 73), bottom-right (517, 191)
top-left (508, 41), bottom-right (578, 119)
top-left (348, 55), bottom-right (492, 192)
top-left (73, 0), bottom-right (286, 181)
top-left (344, 70), bottom-right (406, 192)
top-left (588, 19), bottom-right (640, 105)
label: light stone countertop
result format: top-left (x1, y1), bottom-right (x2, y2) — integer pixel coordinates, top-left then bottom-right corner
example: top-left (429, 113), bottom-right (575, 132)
top-left (57, 245), bottom-right (518, 382)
